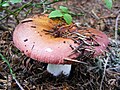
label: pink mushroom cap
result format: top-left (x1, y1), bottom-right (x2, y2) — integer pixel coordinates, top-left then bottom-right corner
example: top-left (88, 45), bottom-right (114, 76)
top-left (13, 15), bottom-right (109, 64)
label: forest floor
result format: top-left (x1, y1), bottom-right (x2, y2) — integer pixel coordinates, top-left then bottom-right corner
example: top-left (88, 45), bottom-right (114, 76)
top-left (0, 0), bottom-right (120, 90)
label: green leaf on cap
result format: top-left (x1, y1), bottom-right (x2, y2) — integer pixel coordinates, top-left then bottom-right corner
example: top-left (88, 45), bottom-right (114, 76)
top-left (49, 10), bottom-right (63, 18)
top-left (59, 6), bottom-right (68, 13)
top-left (63, 14), bottom-right (72, 24)
top-left (104, 0), bottom-right (112, 9)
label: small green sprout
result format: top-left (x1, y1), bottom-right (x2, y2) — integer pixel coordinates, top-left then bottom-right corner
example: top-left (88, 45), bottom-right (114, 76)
top-left (104, 0), bottom-right (112, 9)
top-left (49, 6), bottom-right (72, 24)
top-left (0, 53), bottom-right (14, 77)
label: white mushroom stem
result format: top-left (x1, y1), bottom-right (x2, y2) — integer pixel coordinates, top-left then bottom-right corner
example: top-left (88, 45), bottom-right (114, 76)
top-left (47, 64), bottom-right (71, 76)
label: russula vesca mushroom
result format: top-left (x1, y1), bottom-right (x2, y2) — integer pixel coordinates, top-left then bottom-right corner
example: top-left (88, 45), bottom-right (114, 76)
top-left (13, 15), bottom-right (109, 76)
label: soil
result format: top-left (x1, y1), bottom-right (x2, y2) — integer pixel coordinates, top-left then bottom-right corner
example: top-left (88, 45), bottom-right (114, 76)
top-left (0, 0), bottom-right (120, 90)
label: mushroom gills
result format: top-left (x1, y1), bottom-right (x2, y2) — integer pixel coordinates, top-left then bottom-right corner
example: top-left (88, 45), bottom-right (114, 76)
top-left (47, 64), bottom-right (71, 76)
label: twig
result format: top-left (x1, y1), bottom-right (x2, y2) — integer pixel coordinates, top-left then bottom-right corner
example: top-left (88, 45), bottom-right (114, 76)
top-left (13, 77), bottom-right (24, 90)
top-left (7, 75), bottom-right (12, 90)
top-left (115, 13), bottom-right (120, 43)
top-left (99, 54), bottom-right (109, 90)
top-left (91, 10), bottom-right (100, 20)
top-left (64, 58), bottom-right (88, 64)
top-left (41, 0), bottom-right (47, 14)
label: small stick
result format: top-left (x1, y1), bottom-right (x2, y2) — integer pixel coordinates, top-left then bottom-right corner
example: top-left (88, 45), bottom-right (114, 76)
top-left (7, 75), bottom-right (12, 90)
top-left (64, 58), bottom-right (88, 65)
top-left (13, 76), bottom-right (24, 90)
top-left (91, 10), bottom-right (100, 20)
top-left (72, 32), bottom-right (86, 38)
top-left (115, 13), bottom-right (120, 43)
top-left (41, 0), bottom-right (47, 14)
top-left (99, 54), bottom-right (109, 90)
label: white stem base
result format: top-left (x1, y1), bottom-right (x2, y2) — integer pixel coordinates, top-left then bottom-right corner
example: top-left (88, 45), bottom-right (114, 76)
top-left (47, 64), bottom-right (71, 76)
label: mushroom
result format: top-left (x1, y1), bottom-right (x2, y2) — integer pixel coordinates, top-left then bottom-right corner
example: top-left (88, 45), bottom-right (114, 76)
top-left (13, 15), bottom-right (109, 76)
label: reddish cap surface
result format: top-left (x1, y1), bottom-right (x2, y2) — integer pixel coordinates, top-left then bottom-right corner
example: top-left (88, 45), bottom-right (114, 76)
top-left (13, 15), bottom-right (109, 64)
